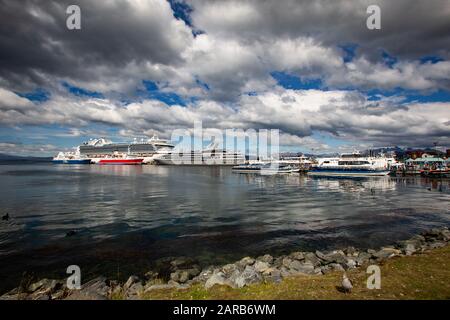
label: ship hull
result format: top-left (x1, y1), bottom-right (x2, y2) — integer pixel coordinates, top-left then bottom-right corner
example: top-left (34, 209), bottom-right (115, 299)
top-left (308, 169), bottom-right (390, 177)
top-left (52, 159), bottom-right (91, 164)
top-left (98, 159), bottom-right (143, 165)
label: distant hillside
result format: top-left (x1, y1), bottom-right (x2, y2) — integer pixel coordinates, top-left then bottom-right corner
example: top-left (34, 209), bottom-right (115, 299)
top-left (0, 153), bottom-right (52, 163)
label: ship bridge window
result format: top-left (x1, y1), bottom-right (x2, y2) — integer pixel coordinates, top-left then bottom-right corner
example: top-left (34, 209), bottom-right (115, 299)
top-left (338, 161), bottom-right (370, 165)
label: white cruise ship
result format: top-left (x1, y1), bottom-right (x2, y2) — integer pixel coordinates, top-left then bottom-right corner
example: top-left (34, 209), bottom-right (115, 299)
top-left (308, 152), bottom-right (391, 176)
top-left (154, 142), bottom-right (245, 166)
top-left (78, 135), bottom-right (174, 164)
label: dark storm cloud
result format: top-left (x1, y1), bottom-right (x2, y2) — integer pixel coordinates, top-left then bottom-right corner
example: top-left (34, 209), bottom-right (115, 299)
top-left (0, 0), bottom-right (193, 91)
top-left (190, 0), bottom-right (450, 60)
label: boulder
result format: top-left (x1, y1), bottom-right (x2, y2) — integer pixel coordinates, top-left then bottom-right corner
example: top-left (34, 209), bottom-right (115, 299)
top-left (205, 272), bottom-right (229, 289)
top-left (257, 254), bottom-right (274, 264)
top-left (253, 261), bottom-right (270, 273)
top-left (170, 270), bottom-right (189, 283)
top-left (236, 257), bottom-right (255, 269)
top-left (191, 267), bottom-right (215, 284)
top-left (355, 252), bottom-right (371, 266)
top-left (125, 282), bottom-right (143, 300)
top-left (316, 251), bottom-right (347, 265)
top-left (405, 243), bottom-right (416, 256)
top-left (222, 263), bottom-right (239, 276)
top-left (28, 279), bottom-right (60, 293)
top-left (372, 247), bottom-right (401, 260)
top-left (144, 270), bottom-right (159, 281)
top-left (124, 275), bottom-right (140, 291)
top-left (344, 246), bottom-right (358, 256)
top-left (261, 268), bottom-right (282, 283)
top-left (343, 258), bottom-right (357, 269)
top-left (65, 277), bottom-right (109, 300)
top-left (304, 252), bottom-right (321, 266)
top-left (329, 263), bottom-right (345, 272)
top-left (289, 252), bottom-right (305, 261)
top-left (290, 261), bottom-right (315, 274)
top-left (233, 266), bottom-right (262, 288)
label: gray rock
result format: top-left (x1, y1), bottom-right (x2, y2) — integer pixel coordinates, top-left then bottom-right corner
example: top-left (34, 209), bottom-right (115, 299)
top-left (261, 268), bottom-right (282, 283)
top-left (125, 282), bottom-right (143, 300)
top-left (170, 270), bottom-right (189, 283)
top-left (304, 252), bottom-right (321, 266)
top-left (233, 266), bottom-right (262, 288)
top-left (205, 272), bottom-right (229, 289)
top-left (355, 252), bottom-right (371, 266)
top-left (28, 279), bottom-right (61, 293)
top-left (280, 267), bottom-right (292, 278)
top-left (272, 256), bottom-right (285, 268)
top-left (343, 258), bottom-right (357, 269)
top-left (124, 275), bottom-right (140, 291)
top-left (65, 277), bottom-right (109, 300)
top-left (192, 267), bottom-right (215, 284)
top-left (405, 243), bottom-right (416, 256)
top-left (316, 251), bottom-right (347, 265)
top-left (222, 263), bottom-right (239, 276)
top-left (344, 246), bottom-right (358, 256)
top-left (428, 241), bottom-right (446, 249)
top-left (253, 261), bottom-right (270, 273)
top-left (329, 263), bottom-right (345, 272)
top-left (144, 270), bottom-right (159, 280)
top-left (291, 261), bottom-right (315, 274)
top-left (289, 251), bottom-right (305, 261)
top-left (236, 257), bottom-right (255, 269)
top-left (258, 254), bottom-right (274, 264)
top-left (372, 247), bottom-right (401, 260)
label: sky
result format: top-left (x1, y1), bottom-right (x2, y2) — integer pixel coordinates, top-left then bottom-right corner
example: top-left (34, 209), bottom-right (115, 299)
top-left (0, 0), bottom-right (449, 156)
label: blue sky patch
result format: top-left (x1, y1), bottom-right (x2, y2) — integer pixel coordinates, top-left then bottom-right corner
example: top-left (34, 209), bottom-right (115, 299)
top-left (63, 82), bottom-right (104, 98)
top-left (271, 71), bottom-right (322, 90)
top-left (367, 88), bottom-right (450, 103)
top-left (168, 0), bottom-right (193, 27)
top-left (140, 80), bottom-right (187, 106)
top-left (381, 51), bottom-right (398, 68)
top-left (339, 43), bottom-right (358, 63)
top-left (16, 88), bottom-right (50, 102)
top-left (420, 56), bottom-right (444, 64)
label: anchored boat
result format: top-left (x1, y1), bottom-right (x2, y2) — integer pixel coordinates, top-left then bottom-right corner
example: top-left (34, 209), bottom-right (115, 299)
top-left (232, 163), bottom-right (299, 174)
top-left (98, 158), bottom-right (144, 165)
top-left (52, 149), bottom-right (91, 164)
top-left (308, 152), bottom-right (390, 177)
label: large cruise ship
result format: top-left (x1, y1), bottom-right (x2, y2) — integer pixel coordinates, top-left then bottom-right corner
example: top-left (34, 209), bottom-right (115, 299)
top-left (308, 152), bottom-right (391, 176)
top-left (154, 142), bottom-right (245, 166)
top-left (78, 135), bottom-right (174, 164)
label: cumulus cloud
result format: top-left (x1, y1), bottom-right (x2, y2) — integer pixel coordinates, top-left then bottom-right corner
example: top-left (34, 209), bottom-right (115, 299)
top-left (0, 0), bottom-right (449, 154)
top-left (1, 87), bottom-right (448, 149)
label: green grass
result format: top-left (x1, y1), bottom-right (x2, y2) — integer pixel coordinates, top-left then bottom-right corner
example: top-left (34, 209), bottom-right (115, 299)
top-left (140, 246), bottom-right (450, 300)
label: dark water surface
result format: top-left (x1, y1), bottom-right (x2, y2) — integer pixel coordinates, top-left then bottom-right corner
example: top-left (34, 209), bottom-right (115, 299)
top-left (0, 163), bottom-right (449, 292)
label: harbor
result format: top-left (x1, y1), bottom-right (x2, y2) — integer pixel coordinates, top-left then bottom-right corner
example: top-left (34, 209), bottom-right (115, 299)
top-left (0, 162), bottom-right (449, 297)
top-left (51, 137), bottom-right (450, 178)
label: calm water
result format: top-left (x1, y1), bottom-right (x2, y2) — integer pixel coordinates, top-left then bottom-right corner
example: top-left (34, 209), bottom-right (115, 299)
top-left (0, 163), bottom-right (449, 292)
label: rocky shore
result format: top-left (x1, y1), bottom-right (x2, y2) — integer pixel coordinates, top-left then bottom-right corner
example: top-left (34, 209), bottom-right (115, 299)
top-left (1, 227), bottom-right (450, 300)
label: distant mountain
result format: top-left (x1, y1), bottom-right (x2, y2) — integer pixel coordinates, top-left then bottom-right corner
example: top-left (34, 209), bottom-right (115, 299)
top-left (0, 153), bottom-right (52, 162)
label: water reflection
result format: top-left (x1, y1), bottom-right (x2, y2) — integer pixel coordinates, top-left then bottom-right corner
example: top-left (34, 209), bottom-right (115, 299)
top-left (0, 163), bottom-right (449, 292)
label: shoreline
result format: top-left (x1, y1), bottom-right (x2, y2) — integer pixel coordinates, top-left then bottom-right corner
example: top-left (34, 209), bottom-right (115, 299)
top-left (1, 226), bottom-right (449, 300)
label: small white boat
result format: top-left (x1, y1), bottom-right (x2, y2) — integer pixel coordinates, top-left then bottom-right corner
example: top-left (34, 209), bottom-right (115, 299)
top-left (232, 163), bottom-right (299, 174)
top-left (308, 152), bottom-right (390, 177)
